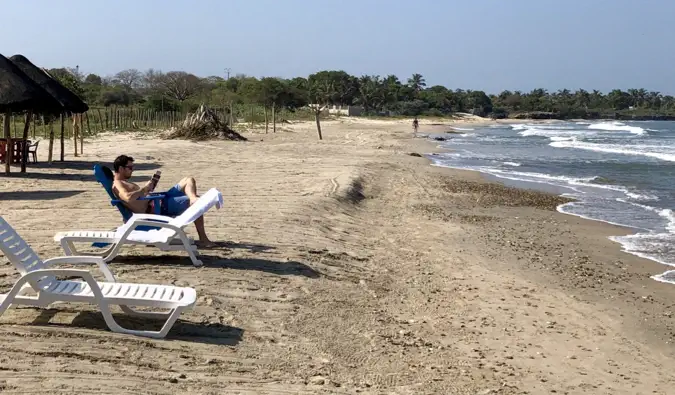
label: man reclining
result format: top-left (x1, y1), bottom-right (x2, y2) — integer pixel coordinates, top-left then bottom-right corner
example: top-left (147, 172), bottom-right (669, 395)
top-left (111, 154), bottom-right (216, 247)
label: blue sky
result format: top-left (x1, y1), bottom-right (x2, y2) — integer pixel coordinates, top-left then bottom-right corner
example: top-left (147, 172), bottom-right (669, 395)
top-left (2, 0), bottom-right (674, 94)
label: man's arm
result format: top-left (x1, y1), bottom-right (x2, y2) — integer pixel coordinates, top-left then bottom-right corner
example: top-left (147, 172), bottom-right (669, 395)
top-left (113, 180), bottom-right (151, 202)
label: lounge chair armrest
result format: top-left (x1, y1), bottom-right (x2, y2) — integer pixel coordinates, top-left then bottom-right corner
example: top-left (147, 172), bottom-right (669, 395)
top-left (43, 256), bottom-right (105, 266)
top-left (42, 256), bottom-right (116, 282)
top-left (110, 195), bottom-right (164, 206)
top-left (139, 195), bottom-right (165, 201)
top-left (129, 214), bottom-right (171, 222)
top-left (117, 220), bottom-right (183, 243)
top-left (130, 220), bottom-right (182, 233)
top-left (26, 269), bottom-right (105, 298)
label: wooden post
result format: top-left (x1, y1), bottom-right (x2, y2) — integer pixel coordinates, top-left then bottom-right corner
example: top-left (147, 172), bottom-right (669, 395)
top-left (4, 111), bottom-right (11, 175)
top-left (20, 110), bottom-right (32, 173)
top-left (80, 113), bottom-right (85, 154)
top-left (84, 112), bottom-right (90, 154)
top-left (48, 121), bottom-right (54, 163)
top-left (73, 114), bottom-right (78, 157)
top-left (272, 102), bottom-right (276, 133)
top-left (31, 113), bottom-right (36, 139)
top-left (60, 113), bottom-right (65, 162)
top-left (96, 108), bottom-right (103, 131)
top-left (264, 106), bottom-right (269, 134)
top-left (12, 115), bottom-right (17, 138)
top-left (315, 108), bottom-right (323, 140)
top-left (42, 115), bottom-right (47, 139)
top-left (229, 101), bottom-right (234, 128)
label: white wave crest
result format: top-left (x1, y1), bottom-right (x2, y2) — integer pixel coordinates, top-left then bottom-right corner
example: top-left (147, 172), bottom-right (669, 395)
top-left (550, 138), bottom-right (675, 162)
top-left (587, 121), bottom-right (646, 135)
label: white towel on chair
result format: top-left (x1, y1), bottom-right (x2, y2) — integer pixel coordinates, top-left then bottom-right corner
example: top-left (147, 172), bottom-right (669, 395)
top-left (169, 188), bottom-right (223, 227)
top-left (119, 188), bottom-right (223, 243)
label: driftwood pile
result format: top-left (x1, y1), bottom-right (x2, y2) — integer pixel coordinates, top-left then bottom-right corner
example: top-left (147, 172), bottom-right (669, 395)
top-left (165, 104), bottom-right (246, 141)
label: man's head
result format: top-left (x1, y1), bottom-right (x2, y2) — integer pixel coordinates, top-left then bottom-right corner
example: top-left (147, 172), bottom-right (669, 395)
top-left (113, 155), bottom-right (134, 179)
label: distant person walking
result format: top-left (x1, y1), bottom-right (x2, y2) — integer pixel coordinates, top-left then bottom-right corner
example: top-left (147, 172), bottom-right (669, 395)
top-left (412, 117), bottom-right (419, 135)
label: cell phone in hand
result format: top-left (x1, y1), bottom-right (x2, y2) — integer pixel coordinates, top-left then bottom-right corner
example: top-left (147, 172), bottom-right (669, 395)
top-left (150, 170), bottom-right (161, 191)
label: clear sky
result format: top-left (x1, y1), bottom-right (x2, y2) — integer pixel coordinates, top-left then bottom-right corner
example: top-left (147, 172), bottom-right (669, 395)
top-left (2, 0), bottom-right (674, 94)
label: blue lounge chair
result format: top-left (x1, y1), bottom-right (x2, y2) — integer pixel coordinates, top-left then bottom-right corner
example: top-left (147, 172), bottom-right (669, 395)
top-left (92, 164), bottom-right (169, 246)
top-left (93, 164), bottom-right (166, 223)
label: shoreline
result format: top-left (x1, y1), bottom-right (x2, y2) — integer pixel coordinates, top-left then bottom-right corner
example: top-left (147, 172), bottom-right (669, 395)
top-left (409, 129), bottom-right (675, 351)
top-left (419, 118), bottom-right (675, 285)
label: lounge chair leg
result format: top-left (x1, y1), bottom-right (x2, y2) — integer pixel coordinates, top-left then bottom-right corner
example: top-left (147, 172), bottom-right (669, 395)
top-left (0, 277), bottom-right (40, 317)
top-left (178, 233), bottom-right (202, 267)
top-left (101, 241), bottom-right (125, 263)
top-left (60, 239), bottom-right (75, 256)
top-left (120, 305), bottom-right (173, 319)
top-left (0, 294), bottom-right (14, 317)
top-left (100, 303), bottom-right (183, 339)
top-left (60, 238), bottom-right (116, 260)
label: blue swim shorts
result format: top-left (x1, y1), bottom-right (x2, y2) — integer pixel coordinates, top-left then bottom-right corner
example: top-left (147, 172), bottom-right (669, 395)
top-left (161, 184), bottom-right (191, 216)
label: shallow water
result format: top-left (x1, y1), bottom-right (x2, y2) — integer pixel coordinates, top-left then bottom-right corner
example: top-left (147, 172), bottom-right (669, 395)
top-left (429, 120), bottom-right (675, 284)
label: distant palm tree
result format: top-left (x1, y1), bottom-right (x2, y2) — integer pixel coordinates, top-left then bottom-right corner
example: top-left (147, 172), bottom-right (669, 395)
top-left (407, 74), bottom-right (426, 97)
top-left (575, 89), bottom-right (590, 110)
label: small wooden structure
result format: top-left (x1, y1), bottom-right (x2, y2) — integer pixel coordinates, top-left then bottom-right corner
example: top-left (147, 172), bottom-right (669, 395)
top-left (10, 54), bottom-right (89, 170)
top-left (0, 53), bottom-right (61, 175)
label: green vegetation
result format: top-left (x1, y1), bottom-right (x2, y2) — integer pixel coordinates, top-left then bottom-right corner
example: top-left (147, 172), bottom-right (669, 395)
top-left (46, 67), bottom-right (675, 125)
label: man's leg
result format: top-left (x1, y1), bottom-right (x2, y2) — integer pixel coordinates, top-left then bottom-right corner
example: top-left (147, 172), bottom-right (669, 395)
top-left (193, 216), bottom-right (215, 247)
top-left (175, 177), bottom-right (200, 204)
top-left (172, 177), bottom-right (215, 247)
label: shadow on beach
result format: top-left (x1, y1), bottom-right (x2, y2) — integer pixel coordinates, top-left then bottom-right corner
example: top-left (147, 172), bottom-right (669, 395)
top-left (25, 308), bottom-right (244, 345)
top-left (1, 160), bottom-right (162, 183)
top-left (111, 254), bottom-right (321, 278)
top-left (27, 160), bottom-right (162, 172)
top-left (0, 190), bottom-right (86, 201)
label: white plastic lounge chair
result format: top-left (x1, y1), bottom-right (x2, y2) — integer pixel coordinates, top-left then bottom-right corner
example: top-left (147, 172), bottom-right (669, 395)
top-left (0, 216), bottom-right (197, 339)
top-left (54, 188), bottom-right (224, 267)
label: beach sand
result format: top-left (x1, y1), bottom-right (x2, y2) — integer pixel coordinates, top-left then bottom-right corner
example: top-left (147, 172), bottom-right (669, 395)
top-left (0, 117), bottom-right (674, 394)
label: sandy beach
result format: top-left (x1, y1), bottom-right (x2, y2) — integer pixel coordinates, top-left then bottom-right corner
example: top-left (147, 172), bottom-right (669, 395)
top-left (1, 116), bottom-right (674, 394)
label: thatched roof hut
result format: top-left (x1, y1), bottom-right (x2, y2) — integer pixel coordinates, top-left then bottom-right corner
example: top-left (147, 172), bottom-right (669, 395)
top-left (9, 54), bottom-right (89, 114)
top-left (0, 53), bottom-right (63, 114)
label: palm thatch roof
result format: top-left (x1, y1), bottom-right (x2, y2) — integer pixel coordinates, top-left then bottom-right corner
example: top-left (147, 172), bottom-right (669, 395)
top-left (0, 53), bottom-right (63, 114)
top-left (9, 54), bottom-right (89, 114)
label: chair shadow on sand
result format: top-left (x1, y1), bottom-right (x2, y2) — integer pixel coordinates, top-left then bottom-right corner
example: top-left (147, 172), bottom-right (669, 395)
top-left (111, 252), bottom-right (321, 279)
top-left (24, 308), bottom-right (244, 345)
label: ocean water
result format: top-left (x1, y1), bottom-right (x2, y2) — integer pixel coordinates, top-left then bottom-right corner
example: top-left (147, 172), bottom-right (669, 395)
top-left (428, 120), bottom-right (675, 285)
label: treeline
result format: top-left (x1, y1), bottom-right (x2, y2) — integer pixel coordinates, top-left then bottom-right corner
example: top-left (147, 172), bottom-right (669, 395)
top-left (48, 67), bottom-right (675, 120)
